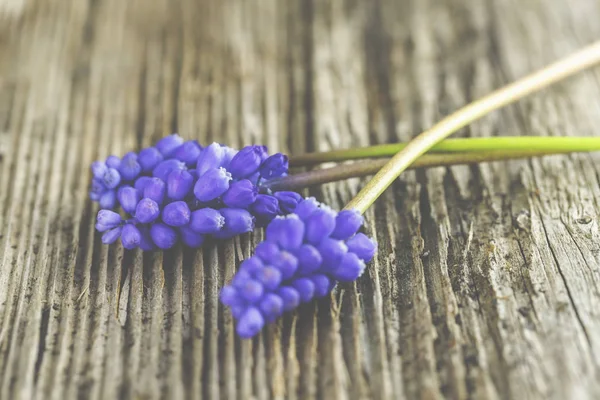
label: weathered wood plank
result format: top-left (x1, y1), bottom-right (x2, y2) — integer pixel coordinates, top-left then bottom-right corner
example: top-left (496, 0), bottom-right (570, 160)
top-left (1, 0), bottom-right (600, 399)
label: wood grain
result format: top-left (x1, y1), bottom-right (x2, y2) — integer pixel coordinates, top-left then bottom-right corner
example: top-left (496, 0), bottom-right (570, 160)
top-left (1, 0), bottom-right (600, 399)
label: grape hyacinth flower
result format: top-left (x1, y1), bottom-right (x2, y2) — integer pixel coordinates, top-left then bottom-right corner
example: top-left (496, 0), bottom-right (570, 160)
top-left (219, 198), bottom-right (377, 338)
top-left (91, 134), bottom-right (298, 250)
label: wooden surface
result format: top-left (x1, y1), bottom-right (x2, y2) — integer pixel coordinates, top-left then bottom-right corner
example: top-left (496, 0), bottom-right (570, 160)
top-left (1, 0), bottom-right (600, 399)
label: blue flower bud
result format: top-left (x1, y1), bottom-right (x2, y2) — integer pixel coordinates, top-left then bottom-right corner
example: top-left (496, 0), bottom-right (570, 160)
top-left (236, 307), bottom-right (265, 339)
top-left (96, 209), bottom-right (122, 229)
top-left (220, 146), bottom-right (238, 169)
top-left (238, 279), bottom-right (264, 303)
top-left (304, 206), bottom-right (336, 244)
top-left (162, 201), bottom-right (191, 227)
top-left (222, 179), bottom-right (258, 208)
top-left (310, 274), bottom-right (332, 297)
top-left (143, 177), bottom-right (166, 204)
top-left (220, 208), bottom-right (255, 236)
top-left (117, 186), bottom-right (140, 214)
top-left (90, 178), bottom-right (106, 197)
top-left (270, 250), bottom-right (299, 280)
top-left (156, 134), bottom-right (184, 157)
top-left (179, 226), bottom-right (205, 248)
top-left (250, 194), bottom-right (280, 222)
top-left (332, 252), bottom-right (365, 282)
top-left (138, 226), bottom-right (155, 251)
top-left (232, 268), bottom-right (252, 288)
top-left (266, 215), bottom-right (304, 250)
top-left (220, 285), bottom-right (241, 307)
top-left (292, 278), bottom-right (315, 303)
top-left (118, 152), bottom-right (142, 181)
top-left (102, 226), bottom-right (122, 244)
top-left (196, 143), bottom-right (225, 176)
top-left (150, 222), bottom-right (178, 249)
top-left (317, 238), bottom-right (348, 270)
top-left (173, 140), bottom-right (202, 166)
top-left (138, 146), bottom-right (164, 172)
top-left (193, 167), bottom-right (232, 202)
top-left (134, 176), bottom-right (153, 194)
top-left (294, 197), bottom-right (319, 219)
top-left (228, 145), bottom-right (267, 179)
top-left (331, 209), bottom-right (364, 240)
top-left (106, 155), bottom-right (121, 169)
top-left (167, 169), bottom-right (194, 200)
top-left (99, 190), bottom-right (117, 209)
top-left (91, 161), bottom-right (107, 179)
top-left (255, 241), bottom-right (279, 263)
top-left (239, 256), bottom-right (264, 275)
top-left (273, 191), bottom-right (303, 214)
top-left (295, 244), bottom-right (323, 275)
top-left (346, 233), bottom-right (377, 262)
top-left (102, 168), bottom-right (121, 189)
top-left (277, 287), bottom-right (300, 311)
top-left (121, 224), bottom-right (142, 249)
top-left (253, 266), bottom-right (282, 291)
top-left (259, 153), bottom-right (289, 179)
top-left (135, 198), bottom-right (160, 223)
top-left (153, 159), bottom-right (186, 182)
top-left (259, 294), bottom-right (284, 323)
top-left (189, 208), bottom-right (224, 234)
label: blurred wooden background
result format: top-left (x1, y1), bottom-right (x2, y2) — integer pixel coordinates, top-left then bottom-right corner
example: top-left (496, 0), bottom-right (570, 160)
top-left (1, 0), bottom-right (600, 399)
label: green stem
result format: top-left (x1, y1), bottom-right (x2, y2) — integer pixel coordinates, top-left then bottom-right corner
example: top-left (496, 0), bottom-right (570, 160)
top-left (288, 136), bottom-right (600, 167)
top-left (344, 41), bottom-right (600, 213)
top-left (265, 149), bottom-right (590, 191)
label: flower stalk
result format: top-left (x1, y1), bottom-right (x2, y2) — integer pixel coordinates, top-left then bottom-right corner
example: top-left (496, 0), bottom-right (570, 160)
top-left (288, 136), bottom-right (600, 167)
top-left (344, 41), bottom-right (600, 213)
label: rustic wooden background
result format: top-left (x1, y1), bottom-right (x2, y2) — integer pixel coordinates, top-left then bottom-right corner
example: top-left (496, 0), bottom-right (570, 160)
top-left (1, 0), bottom-right (600, 399)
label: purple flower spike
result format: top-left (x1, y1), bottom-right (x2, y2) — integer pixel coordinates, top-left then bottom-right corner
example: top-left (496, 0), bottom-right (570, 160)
top-left (167, 169), bottom-right (194, 200)
top-left (222, 179), bottom-right (258, 208)
top-left (174, 140), bottom-right (202, 166)
top-left (138, 147), bottom-right (164, 172)
top-left (236, 308), bottom-right (265, 339)
top-left (156, 133), bottom-right (184, 157)
top-left (259, 153), bottom-right (289, 179)
top-left (196, 143), bottom-right (225, 176)
top-left (346, 233), bottom-right (377, 262)
top-left (121, 224), bottom-right (142, 249)
top-left (219, 208), bottom-right (255, 236)
top-left (220, 146), bottom-right (238, 169)
top-left (331, 209), bottom-right (364, 240)
top-left (273, 191), bottom-right (303, 214)
top-left (134, 176), bottom-right (153, 194)
top-left (189, 208), bottom-right (224, 234)
top-left (220, 286), bottom-right (241, 307)
top-left (135, 198), bottom-right (160, 224)
top-left (150, 222), bottom-right (178, 249)
top-left (102, 226), bottom-right (123, 244)
top-left (143, 177), bottom-right (166, 205)
top-left (119, 152), bottom-right (142, 181)
top-left (102, 168), bottom-right (121, 189)
top-left (162, 201), bottom-right (191, 227)
top-left (153, 159), bottom-right (186, 182)
top-left (228, 145), bottom-right (267, 179)
top-left (193, 167), bottom-right (232, 202)
top-left (99, 190), bottom-right (117, 209)
top-left (179, 226), bottom-right (205, 248)
top-left (220, 198), bottom-right (377, 338)
top-left (117, 186), bottom-right (140, 214)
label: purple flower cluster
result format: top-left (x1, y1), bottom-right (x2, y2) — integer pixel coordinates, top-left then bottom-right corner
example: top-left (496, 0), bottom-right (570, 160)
top-left (92, 134), bottom-right (302, 250)
top-left (219, 198), bottom-right (377, 338)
